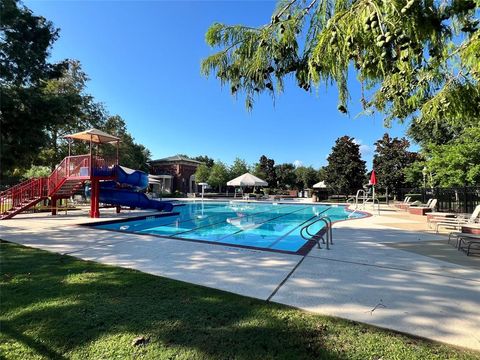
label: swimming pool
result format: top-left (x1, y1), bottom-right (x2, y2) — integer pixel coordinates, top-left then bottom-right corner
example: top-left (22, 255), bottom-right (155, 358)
top-left (93, 201), bottom-right (367, 254)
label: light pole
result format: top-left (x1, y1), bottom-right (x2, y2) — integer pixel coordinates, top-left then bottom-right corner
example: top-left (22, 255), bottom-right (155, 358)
top-left (422, 166), bottom-right (428, 203)
top-left (422, 166), bottom-right (427, 188)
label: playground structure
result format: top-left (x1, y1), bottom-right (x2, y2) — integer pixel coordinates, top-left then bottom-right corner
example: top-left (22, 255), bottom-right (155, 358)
top-left (0, 129), bottom-right (173, 220)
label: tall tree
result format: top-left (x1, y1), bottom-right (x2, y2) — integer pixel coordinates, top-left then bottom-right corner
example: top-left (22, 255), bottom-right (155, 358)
top-left (194, 163), bottom-right (210, 184)
top-left (423, 127), bottom-right (480, 187)
top-left (202, 0), bottom-right (480, 135)
top-left (373, 133), bottom-right (418, 194)
top-left (194, 155), bottom-right (215, 168)
top-left (252, 163), bottom-right (266, 181)
top-left (295, 166), bottom-right (318, 190)
top-left (325, 136), bottom-right (366, 194)
top-left (207, 161), bottom-right (229, 192)
top-left (275, 163), bottom-right (296, 189)
top-left (100, 115), bottom-right (151, 172)
top-left (0, 0), bottom-right (66, 179)
top-left (403, 158), bottom-right (427, 188)
top-left (317, 166), bottom-right (327, 181)
top-left (37, 60), bottom-right (107, 169)
top-left (229, 157), bottom-right (249, 179)
top-left (257, 155), bottom-right (277, 186)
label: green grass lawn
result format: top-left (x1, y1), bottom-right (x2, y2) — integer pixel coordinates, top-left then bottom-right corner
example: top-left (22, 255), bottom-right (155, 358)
top-left (1, 240), bottom-right (479, 360)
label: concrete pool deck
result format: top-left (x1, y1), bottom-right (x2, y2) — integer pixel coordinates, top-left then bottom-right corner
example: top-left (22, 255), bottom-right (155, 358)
top-left (1, 205), bottom-right (479, 351)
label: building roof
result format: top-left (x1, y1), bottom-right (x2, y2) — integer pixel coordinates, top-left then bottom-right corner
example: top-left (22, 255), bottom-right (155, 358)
top-left (150, 155), bottom-right (202, 165)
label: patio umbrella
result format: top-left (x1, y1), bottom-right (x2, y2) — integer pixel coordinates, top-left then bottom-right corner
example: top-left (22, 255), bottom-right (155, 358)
top-left (370, 170), bottom-right (377, 205)
top-left (227, 173), bottom-right (267, 197)
top-left (313, 181), bottom-right (327, 188)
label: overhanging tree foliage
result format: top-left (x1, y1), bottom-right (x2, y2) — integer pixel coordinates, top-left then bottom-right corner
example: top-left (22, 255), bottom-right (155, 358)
top-left (202, 0), bottom-right (480, 131)
top-left (324, 136), bottom-right (366, 194)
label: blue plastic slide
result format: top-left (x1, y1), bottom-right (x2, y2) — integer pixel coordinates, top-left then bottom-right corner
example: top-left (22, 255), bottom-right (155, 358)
top-left (88, 166), bottom-right (174, 212)
top-left (116, 166), bottom-right (149, 190)
top-left (98, 186), bottom-right (174, 212)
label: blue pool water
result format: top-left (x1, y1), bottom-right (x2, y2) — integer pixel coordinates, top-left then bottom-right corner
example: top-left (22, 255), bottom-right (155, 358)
top-left (94, 201), bottom-right (366, 253)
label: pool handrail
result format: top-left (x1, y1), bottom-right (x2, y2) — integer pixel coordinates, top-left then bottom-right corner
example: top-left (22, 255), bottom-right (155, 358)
top-left (300, 215), bottom-right (332, 250)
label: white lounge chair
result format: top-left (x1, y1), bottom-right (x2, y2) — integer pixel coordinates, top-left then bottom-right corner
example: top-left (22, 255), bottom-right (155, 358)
top-left (395, 196), bottom-right (412, 209)
top-left (433, 205), bottom-right (480, 233)
top-left (408, 198), bottom-right (437, 215)
top-left (409, 198), bottom-right (433, 207)
top-left (396, 196), bottom-right (411, 204)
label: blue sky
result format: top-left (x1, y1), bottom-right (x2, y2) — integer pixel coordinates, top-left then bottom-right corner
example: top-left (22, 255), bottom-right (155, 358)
top-left (26, 0), bottom-right (411, 170)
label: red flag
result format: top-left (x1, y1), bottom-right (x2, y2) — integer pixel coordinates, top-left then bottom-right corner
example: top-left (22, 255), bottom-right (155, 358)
top-left (370, 170), bottom-right (377, 186)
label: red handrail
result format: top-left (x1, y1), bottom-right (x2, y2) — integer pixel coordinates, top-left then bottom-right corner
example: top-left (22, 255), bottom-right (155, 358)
top-left (0, 177), bottom-right (48, 216)
top-left (0, 178), bottom-right (36, 198)
top-left (1, 154), bottom-right (118, 218)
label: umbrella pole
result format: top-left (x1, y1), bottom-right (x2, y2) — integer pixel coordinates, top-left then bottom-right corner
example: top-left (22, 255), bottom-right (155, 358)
top-left (372, 185), bottom-right (375, 204)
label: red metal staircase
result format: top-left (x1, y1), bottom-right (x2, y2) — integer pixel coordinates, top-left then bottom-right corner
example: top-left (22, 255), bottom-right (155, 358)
top-left (0, 178), bottom-right (48, 220)
top-left (0, 155), bottom-right (99, 220)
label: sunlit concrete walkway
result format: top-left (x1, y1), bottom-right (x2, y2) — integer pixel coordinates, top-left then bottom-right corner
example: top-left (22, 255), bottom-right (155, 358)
top-left (1, 205), bottom-right (479, 350)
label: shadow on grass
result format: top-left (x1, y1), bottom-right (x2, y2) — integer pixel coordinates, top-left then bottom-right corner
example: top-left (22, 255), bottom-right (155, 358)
top-left (1, 322), bottom-right (67, 360)
top-left (0, 241), bottom-right (344, 359)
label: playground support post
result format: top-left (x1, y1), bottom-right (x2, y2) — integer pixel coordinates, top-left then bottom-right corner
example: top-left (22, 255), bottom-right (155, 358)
top-left (90, 178), bottom-right (100, 218)
top-left (51, 196), bottom-right (57, 216)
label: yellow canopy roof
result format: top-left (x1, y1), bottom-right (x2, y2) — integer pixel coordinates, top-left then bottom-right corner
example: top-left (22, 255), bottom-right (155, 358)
top-left (64, 129), bottom-right (120, 144)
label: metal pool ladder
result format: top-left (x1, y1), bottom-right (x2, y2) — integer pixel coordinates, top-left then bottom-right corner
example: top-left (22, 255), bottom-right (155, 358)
top-left (300, 216), bottom-right (333, 250)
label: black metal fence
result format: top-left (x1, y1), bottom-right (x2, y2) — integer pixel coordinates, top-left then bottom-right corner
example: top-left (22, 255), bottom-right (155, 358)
top-left (397, 187), bottom-right (480, 213)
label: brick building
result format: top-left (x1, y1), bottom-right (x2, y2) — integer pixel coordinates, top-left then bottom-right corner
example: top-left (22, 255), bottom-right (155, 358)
top-left (149, 155), bottom-right (202, 194)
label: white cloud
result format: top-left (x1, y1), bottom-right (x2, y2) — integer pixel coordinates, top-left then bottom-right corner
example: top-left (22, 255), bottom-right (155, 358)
top-left (293, 160), bottom-right (303, 168)
top-left (353, 138), bottom-right (374, 157)
top-left (359, 144), bottom-right (374, 157)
